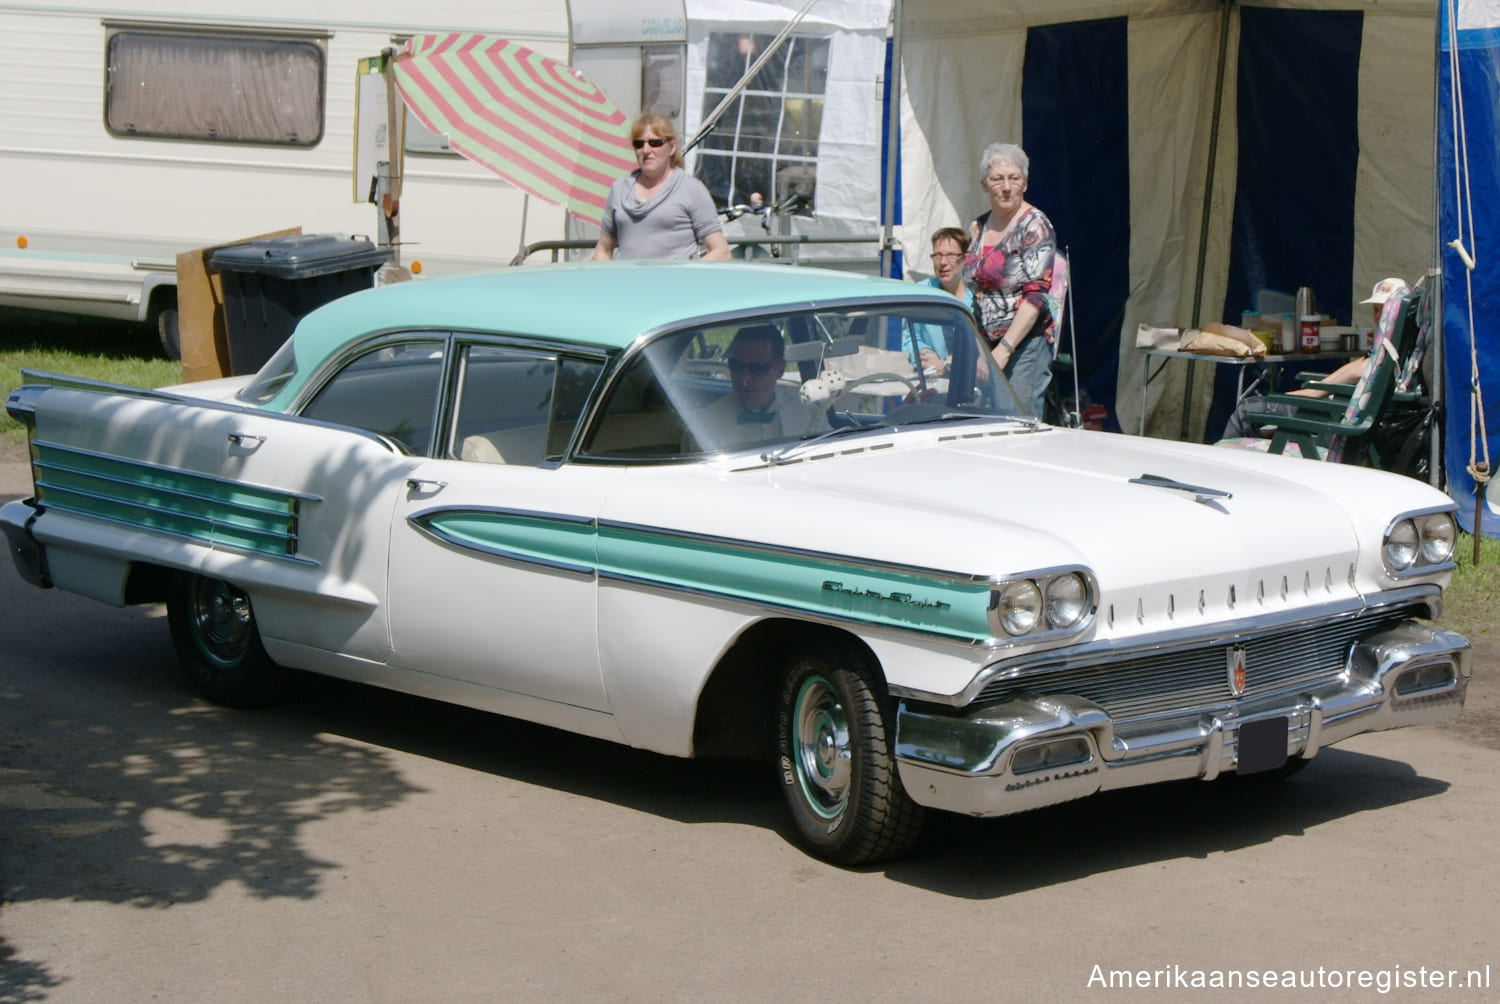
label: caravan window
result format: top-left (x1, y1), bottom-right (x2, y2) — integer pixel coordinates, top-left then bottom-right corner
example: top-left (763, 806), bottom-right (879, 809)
top-left (105, 32), bottom-right (324, 146)
top-left (694, 33), bottom-right (828, 210)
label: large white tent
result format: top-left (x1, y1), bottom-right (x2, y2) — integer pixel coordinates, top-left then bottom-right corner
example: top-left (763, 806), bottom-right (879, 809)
top-left (894, 0), bottom-right (1500, 534)
top-left (896, 0), bottom-right (1439, 441)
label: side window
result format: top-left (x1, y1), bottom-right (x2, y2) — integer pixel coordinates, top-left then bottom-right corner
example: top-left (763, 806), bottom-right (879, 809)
top-left (105, 31), bottom-right (324, 145)
top-left (578, 336), bottom-right (698, 460)
top-left (448, 346), bottom-right (603, 466)
top-left (300, 341), bottom-right (444, 454)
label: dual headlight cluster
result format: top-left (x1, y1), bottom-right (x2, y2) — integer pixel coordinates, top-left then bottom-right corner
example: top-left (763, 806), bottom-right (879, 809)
top-left (990, 570), bottom-right (1096, 638)
top-left (1383, 509), bottom-right (1457, 576)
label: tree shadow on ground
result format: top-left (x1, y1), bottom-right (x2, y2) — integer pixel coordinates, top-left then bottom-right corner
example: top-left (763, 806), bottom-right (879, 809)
top-left (0, 597), bottom-right (425, 1002)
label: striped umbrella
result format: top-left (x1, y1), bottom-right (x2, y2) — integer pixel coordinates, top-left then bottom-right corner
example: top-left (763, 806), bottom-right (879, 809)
top-left (393, 34), bottom-right (635, 222)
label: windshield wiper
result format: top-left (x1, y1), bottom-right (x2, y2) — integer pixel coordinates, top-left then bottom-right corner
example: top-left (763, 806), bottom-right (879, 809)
top-left (762, 410), bottom-right (1008, 466)
top-left (761, 423), bottom-right (875, 465)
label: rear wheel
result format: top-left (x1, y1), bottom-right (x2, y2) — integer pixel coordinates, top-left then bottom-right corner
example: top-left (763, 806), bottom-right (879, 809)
top-left (777, 649), bottom-right (923, 864)
top-left (167, 573), bottom-right (288, 707)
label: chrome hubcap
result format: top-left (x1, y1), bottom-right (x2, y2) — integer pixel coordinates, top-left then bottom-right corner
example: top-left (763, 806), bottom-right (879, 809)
top-left (192, 579), bottom-right (252, 664)
top-left (793, 676), bottom-right (852, 819)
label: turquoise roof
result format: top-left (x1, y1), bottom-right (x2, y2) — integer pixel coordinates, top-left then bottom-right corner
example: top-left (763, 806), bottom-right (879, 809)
top-left (289, 261), bottom-right (954, 364)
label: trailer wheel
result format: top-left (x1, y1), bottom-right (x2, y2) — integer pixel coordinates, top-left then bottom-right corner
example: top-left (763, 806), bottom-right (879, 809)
top-left (157, 307), bottom-right (181, 360)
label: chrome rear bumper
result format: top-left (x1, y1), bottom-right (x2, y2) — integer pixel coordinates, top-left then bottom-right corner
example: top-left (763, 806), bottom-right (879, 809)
top-left (895, 621), bottom-right (1469, 817)
top-left (1, 498), bottom-right (49, 589)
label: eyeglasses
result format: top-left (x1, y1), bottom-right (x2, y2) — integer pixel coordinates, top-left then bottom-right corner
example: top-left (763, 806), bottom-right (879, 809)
top-left (632, 138), bottom-right (669, 149)
top-left (727, 359), bottom-right (773, 375)
top-left (931, 252), bottom-right (962, 261)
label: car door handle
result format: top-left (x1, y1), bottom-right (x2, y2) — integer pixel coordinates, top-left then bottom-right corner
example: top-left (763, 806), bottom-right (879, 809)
top-left (226, 432), bottom-right (265, 447)
top-left (405, 478), bottom-right (447, 493)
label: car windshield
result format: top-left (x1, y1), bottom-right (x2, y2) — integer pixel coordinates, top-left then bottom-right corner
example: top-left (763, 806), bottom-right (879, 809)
top-left (575, 301), bottom-right (1023, 461)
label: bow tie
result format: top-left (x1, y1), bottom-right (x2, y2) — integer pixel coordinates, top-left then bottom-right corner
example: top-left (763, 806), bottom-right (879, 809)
top-left (738, 408), bottom-right (776, 425)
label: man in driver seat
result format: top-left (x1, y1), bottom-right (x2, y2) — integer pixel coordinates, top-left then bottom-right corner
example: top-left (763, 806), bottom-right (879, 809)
top-left (691, 325), bottom-right (826, 450)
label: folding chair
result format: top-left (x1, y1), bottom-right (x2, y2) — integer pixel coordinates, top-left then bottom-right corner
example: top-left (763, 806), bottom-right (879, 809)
top-left (1222, 286), bottom-right (1419, 464)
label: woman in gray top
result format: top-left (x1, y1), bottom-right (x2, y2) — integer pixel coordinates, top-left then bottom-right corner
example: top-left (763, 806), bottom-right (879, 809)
top-left (592, 114), bottom-right (730, 261)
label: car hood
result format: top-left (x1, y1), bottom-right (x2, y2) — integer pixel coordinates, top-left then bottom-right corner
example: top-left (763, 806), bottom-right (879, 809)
top-left (606, 425), bottom-right (1451, 640)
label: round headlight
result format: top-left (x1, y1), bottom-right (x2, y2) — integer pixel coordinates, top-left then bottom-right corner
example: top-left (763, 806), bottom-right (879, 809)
top-left (1045, 573), bottom-right (1089, 629)
top-left (1417, 513), bottom-right (1457, 565)
top-left (1385, 519), bottom-right (1418, 571)
top-left (996, 580), bottom-right (1042, 636)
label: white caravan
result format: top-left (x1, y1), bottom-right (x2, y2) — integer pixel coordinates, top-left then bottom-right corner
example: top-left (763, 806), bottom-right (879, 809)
top-left (0, 1), bottom-right (688, 352)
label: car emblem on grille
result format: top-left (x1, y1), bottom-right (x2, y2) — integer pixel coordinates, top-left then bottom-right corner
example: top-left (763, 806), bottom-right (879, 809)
top-left (1227, 645), bottom-right (1247, 696)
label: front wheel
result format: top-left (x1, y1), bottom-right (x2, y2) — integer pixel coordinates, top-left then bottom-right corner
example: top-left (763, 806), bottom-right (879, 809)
top-left (777, 651), bottom-right (923, 864)
top-left (167, 573), bottom-right (289, 707)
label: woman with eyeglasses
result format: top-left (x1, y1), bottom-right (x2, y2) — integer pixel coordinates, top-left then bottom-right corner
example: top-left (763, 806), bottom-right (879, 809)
top-left (963, 142), bottom-right (1057, 417)
top-left (903, 226), bottom-right (973, 377)
top-left (593, 114), bottom-right (731, 261)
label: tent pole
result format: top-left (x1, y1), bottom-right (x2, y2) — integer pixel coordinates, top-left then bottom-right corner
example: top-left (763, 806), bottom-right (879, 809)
top-left (1190, 0), bottom-right (1234, 327)
top-left (881, 0), bottom-right (904, 278)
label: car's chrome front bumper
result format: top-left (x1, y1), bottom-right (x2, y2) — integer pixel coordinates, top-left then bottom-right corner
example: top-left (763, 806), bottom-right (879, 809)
top-left (895, 620), bottom-right (1469, 817)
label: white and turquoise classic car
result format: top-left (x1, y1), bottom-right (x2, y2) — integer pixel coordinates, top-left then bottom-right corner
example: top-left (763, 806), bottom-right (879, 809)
top-left (2, 263), bottom-right (1471, 864)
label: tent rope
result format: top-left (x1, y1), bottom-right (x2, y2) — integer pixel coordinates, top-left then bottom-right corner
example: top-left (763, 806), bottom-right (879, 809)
top-left (1444, 1), bottom-right (1491, 531)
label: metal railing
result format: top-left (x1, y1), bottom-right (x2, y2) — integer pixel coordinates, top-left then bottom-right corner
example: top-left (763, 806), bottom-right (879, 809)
top-left (511, 233), bottom-right (883, 267)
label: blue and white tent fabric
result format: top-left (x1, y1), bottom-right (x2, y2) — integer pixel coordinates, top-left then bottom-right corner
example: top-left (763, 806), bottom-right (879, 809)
top-left (1439, 0), bottom-right (1500, 534)
top-left (897, 0), bottom-right (1439, 443)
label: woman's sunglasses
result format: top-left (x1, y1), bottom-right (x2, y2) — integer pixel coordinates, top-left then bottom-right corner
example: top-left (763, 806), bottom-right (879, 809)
top-left (632, 138), bottom-right (669, 149)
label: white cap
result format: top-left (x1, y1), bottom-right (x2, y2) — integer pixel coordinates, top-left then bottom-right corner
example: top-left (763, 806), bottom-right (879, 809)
top-left (1360, 277), bottom-right (1405, 305)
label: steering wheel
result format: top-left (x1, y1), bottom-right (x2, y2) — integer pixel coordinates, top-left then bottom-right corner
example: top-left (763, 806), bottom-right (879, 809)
top-left (840, 371), bottom-right (920, 397)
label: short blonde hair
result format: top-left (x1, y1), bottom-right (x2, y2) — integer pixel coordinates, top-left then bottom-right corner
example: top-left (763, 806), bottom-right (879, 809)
top-left (631, 113), bottom-right (684, 170)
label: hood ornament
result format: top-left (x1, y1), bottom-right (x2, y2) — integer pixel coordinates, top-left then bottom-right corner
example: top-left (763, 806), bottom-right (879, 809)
top-left (1130, 473), bottom-right (1233, 507)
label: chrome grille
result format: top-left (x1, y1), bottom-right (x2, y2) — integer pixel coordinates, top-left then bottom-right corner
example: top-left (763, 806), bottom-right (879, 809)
top-left (976, 611), bottom-right (1412, 722)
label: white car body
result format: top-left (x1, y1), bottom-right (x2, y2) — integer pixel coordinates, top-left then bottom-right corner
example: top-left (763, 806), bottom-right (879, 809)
top-left (2, 263), bottom-right (1470, 864)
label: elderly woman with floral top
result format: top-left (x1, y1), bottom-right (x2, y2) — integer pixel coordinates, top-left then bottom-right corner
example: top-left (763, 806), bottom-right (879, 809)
top-left (963, 142), bottom-right (1057, 417)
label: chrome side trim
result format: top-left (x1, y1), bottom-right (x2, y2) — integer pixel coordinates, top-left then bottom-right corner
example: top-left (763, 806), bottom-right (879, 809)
top-left (407, 504), bottom-right (596, 527)
top-left (596, 569), bottom-right (974, 643)
top-left (32, 506), bottom-right (320, 568)
top-left (596, 517), bottom-right (996, 584)
top-left (32, 440), bottom-right (324, 504)
top-left (405, 514), bottom-right (596, 578)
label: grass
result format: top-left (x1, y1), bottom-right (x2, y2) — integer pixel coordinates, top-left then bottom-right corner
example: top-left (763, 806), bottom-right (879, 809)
top-left (1, 308), bottom-right (182, 445)
top-left (1446, 529), bottom-right (1500, 641)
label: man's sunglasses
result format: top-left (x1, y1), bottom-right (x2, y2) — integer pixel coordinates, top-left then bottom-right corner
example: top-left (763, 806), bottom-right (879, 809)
top-left (632, 138), bottom-right (669, 149)
top-left (727, 359), bottom-right (773, 375)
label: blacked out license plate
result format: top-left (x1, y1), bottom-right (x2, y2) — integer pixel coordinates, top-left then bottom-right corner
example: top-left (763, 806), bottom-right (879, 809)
top-left (1236, 716), bottom-right (1290, 775)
